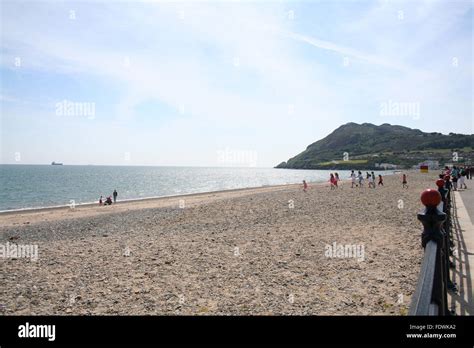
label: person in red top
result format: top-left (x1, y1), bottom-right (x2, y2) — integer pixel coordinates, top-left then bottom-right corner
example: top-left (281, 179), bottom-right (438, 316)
top-left (330, 173), bottom-right (337, 189)
top-left (444, 166), bottom-right (451, 176)
top-left (303, 180), bottom-right (308, 192)
top-left (402, 174), bottom-right (408, 188)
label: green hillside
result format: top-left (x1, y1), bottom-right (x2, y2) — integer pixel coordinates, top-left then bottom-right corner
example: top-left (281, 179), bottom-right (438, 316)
top-left (276, 123), bottom-right (474, 170)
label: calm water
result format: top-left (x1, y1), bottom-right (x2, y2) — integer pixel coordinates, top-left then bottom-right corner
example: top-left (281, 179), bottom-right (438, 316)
top-left (0, 165), bottom-right (391, 211)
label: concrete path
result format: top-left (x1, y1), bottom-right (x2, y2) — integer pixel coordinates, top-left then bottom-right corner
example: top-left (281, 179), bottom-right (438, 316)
top-left (448, 190), bottom-right (474, 315)
top-left (458, 187), bottom-right (474, 224)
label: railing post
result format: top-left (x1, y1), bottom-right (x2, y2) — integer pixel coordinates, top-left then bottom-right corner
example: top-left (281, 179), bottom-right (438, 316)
top-left (418, 189), bottom-right (448, 315)
top-left (437, 179), bottom-right (457, 295)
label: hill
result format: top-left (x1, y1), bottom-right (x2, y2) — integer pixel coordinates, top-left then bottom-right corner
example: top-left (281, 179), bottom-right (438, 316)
top-left (276, 123), bottom-right (474, 170)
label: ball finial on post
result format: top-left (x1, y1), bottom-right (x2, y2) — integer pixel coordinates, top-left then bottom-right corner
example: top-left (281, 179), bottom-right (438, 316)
top-left (435, 179), bottom-right (445, 188)
top-left (418, 189), bottom-right (446, 248)
top-left (421, 189), bottom-right (442, 207)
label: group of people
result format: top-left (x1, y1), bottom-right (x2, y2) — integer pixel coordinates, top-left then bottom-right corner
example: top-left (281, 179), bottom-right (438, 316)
top-left (329, 173), bottom-right (341, 189)
top-left (348, 171), bottom-right (384, 189)
top-left (301, 164), bottom-right (472, 192)
top-left (302, 171), bottom-right (386, 191)
top-left (442, 165), bottom-right (470, 191)
top-left (99, 189), bottom-right (118, 206)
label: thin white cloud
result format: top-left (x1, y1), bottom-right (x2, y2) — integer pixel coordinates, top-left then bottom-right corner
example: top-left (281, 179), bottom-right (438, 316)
top-left (283, 31), bottom-right (413, 73)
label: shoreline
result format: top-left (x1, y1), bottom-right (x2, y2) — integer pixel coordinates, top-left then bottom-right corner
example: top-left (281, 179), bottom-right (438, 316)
top-left (0, 170), bottom-right (398, 215)
top-left (0, 170), bottom-right (401, 228)
top-left (0, 182), bottom-right (302, 216)
top-left (0, 182), bottom-right (307, 227)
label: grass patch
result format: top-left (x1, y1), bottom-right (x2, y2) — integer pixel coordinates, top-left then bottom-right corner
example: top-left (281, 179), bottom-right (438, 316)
top-left (318, 159), bottom-right (368, 166)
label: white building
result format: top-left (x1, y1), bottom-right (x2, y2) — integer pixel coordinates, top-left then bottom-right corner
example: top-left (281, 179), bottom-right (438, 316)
top-left (375, 163), bottom-right (398, 169)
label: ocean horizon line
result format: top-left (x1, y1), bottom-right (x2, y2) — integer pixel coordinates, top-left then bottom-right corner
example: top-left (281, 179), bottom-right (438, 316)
top-left (0, 163), bottom-right (277, 169)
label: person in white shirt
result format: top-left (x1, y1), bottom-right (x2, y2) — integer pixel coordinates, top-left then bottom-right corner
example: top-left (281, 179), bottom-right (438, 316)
top-left (368, 175), bottom-right (375, 188)
top-left (357, 171), bottom-right (364, 188)
top-left (350, 170), bottom-right (356, 188)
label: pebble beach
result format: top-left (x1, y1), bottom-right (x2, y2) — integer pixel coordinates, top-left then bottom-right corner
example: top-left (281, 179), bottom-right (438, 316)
top-left (0, 171), bottom-right (436, 315)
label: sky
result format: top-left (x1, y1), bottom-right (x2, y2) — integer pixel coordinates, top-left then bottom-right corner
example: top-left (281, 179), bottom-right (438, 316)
top-left (0, 0), bottom-right (472, 167)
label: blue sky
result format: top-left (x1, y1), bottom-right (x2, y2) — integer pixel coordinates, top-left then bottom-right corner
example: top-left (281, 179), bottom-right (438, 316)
top-left (1, 0), bottom-right (472, 167)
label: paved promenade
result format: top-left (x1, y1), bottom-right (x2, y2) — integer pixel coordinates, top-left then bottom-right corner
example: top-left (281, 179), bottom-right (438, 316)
top-left (459, 188), bottom-right (474, 224)
top-left (449, 188), bottom-right (474, 315)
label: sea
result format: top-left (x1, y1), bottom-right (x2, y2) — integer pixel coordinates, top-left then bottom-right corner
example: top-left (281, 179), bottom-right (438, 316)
top-left (0, 165), bottom-right (392, 212)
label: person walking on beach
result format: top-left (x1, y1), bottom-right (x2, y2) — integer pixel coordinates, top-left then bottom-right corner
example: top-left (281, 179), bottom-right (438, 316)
top-left (357, 171), bottom-right (364, 188)
top-left (350, 170), bottom-right (356, 188)
top-left (329, 173), bottom-right (337, 189)
top-left (368, 174), bottom-right (375, 188)
top-left (378, 174), bottom-right (383, 186)
top-left (402, 174), bottom-right (408, 188)
top-left (303, 180), bottom-right (308, 192)
top-left (113, 189), bottom-right (118, 203)
top-left (99, 195), bottom-right (103, 205)
top-left (335, 172), bottom-right (341, 188)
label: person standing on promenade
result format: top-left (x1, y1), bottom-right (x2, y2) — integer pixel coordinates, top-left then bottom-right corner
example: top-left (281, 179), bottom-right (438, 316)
top-left (402, 173), bottom-right (408, 188)
top-left (445, 175), bottom-right (452, 191)
top-left (452, 165), bottom-right (459, 177)
top-left (444, 166), bottom-right (451, 177)
top-left (378, 174), bottom-right (383, 186)
top-left (113, 190), bottom-right (118, 203)
top-left (350, 170), bottom-right (356, 188)
top-left (459, 167), bottom-right (467, 189)
top-left (303, 180), bottom-right (308, 192)
top-left (451, 166), bottom-right (459, 191)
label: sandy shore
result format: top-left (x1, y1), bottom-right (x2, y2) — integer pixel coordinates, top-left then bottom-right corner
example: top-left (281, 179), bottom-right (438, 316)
top-left (0, 171), bottom-right (436, 315)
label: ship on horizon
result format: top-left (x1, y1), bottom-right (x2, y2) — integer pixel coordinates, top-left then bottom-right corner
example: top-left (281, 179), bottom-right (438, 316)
top-left (51, 161), bottom-right (63, 165)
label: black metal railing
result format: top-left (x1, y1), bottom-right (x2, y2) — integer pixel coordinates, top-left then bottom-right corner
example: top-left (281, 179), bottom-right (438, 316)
top-left (409, 181), bottom-right (456, 316)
